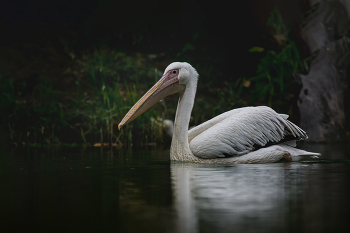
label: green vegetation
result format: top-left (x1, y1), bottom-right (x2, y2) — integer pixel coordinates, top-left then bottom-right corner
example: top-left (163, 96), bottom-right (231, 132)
top-left (244, 7), bottom-right (307, 110)
top-left (0, 50), bottom-right (167, 147)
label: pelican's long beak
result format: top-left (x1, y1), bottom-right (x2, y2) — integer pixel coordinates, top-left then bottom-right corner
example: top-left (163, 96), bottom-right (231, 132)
top-left (118, 71), bottom-right (185, 130)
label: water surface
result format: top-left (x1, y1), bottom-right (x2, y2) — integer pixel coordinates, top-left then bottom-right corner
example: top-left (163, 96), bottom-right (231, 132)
top-left (1, 143), bottom-right (349, 233)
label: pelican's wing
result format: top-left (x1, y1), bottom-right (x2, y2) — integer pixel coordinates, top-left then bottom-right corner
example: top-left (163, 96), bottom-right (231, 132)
top-left (189, 106), bottom-right (307, 159)
top-left (188, 107), bottom-right (248, 142)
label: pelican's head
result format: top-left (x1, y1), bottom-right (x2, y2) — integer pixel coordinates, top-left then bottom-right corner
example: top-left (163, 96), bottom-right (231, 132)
top-left (118, 62), bottom-right (197, 129)
top-left (163, 62), bottom-right (198, 85)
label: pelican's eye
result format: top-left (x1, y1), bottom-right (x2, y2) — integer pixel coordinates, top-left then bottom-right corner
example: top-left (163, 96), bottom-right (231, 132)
top-left (167, 69), bottom-right (179, 79)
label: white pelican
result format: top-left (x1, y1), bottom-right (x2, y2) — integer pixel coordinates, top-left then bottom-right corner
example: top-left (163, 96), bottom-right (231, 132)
top-left (118, 62), bottom-right (320, 164)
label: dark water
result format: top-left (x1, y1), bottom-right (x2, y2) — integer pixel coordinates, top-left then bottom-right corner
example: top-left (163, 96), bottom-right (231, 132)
top-left (1, 143), bottom-right (349, 233)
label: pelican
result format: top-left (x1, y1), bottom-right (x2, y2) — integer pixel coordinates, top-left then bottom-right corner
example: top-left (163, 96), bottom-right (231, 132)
top-left (118, 62), bottom-right (320, 164)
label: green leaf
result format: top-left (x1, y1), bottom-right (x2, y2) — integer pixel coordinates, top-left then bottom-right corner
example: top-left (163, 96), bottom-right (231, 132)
top-left (177, 43), bottom-right (195, 57)
top-left (248, 47), bottom-right (265, 52)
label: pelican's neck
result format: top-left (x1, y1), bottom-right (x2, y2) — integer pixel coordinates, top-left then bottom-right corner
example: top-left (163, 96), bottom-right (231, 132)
top-left (170, 81), bottom-right (198, 161)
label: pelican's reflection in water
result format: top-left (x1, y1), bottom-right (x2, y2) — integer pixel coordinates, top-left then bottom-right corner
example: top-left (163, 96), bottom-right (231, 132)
top-left (171, 162), bottom-right (309, 233)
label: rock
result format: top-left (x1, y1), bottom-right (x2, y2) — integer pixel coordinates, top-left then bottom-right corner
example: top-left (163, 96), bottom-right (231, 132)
top-left (296, 0), bottom-right (350, 142)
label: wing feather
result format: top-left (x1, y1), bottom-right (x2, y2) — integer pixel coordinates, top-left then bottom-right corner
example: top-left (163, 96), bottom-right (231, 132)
top-left (189, 106), bottom-right (307, 159)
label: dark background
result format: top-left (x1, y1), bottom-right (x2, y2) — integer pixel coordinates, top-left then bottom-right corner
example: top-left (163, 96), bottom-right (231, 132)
top-left (0, 0), bottom-right (307, 80)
